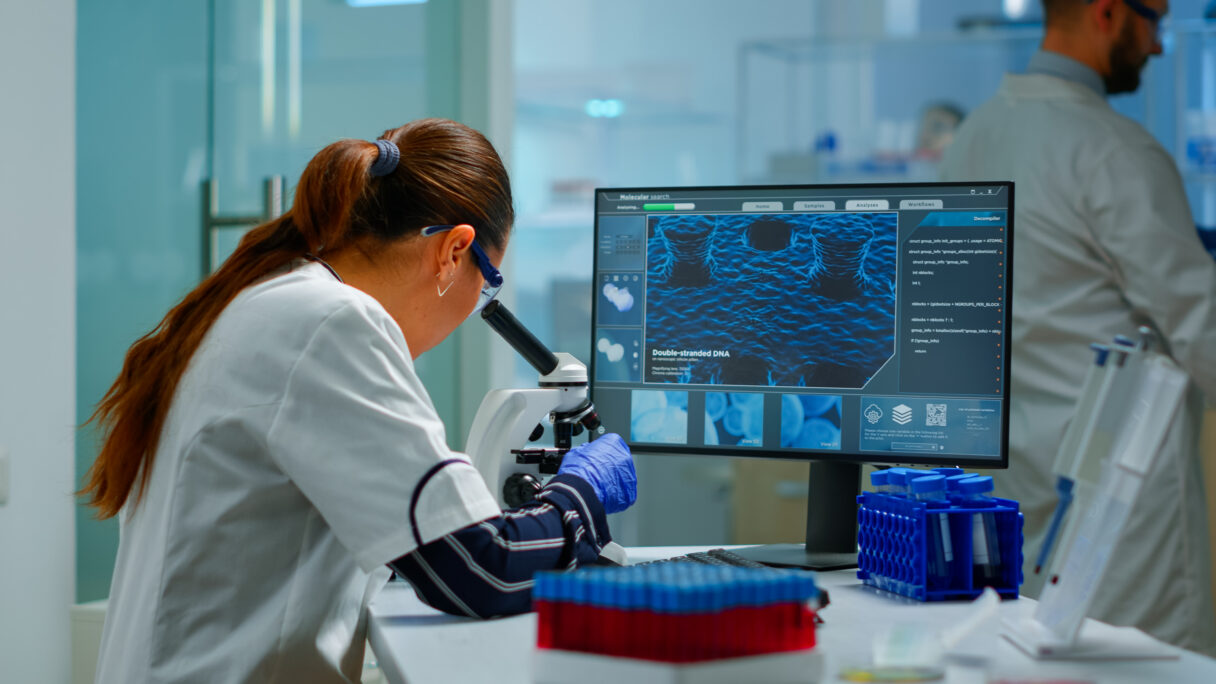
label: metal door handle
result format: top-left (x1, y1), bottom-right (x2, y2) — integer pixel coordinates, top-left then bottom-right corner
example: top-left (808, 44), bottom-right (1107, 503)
top-left (201, 175), bottom-right (285, 275)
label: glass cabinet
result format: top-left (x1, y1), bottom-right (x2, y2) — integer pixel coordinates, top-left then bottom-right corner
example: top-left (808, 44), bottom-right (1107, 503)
top-left (736, 29), bottom-right (1041, 185)
top-left (736, 21), bottom-right (1214, 259)
top-left (1172, 20), bottom-right (1216, 255)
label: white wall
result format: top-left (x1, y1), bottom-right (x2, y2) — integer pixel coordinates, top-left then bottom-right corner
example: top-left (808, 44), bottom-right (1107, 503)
top-left (0, 1), bottom-right (77, 683)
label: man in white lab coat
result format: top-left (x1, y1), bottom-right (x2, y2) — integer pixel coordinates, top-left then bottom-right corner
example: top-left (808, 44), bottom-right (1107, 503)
top-left (941, 0), bottom-right (1216, 655)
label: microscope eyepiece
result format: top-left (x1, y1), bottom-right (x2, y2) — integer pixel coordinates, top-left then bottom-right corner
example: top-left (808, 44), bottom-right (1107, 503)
top-left (481, 300), bottom-right (560, 375)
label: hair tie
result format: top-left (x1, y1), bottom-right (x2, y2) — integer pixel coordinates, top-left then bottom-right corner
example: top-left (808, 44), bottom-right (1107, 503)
top-left (369, 139), bottom-right (400, 177)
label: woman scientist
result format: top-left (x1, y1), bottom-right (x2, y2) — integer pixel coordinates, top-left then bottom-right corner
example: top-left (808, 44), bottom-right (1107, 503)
top-left (82, 118), bottom-right (637, 684)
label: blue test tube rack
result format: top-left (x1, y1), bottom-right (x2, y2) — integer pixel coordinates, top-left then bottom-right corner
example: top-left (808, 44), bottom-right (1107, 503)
top-left (855, 490), bottom-right (1023, 601)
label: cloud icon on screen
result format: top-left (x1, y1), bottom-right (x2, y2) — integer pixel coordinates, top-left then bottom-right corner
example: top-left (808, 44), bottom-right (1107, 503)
top-left (597, 337), bottom-right (625, 362)
top-left (602, 283), bottom-right (635, 312)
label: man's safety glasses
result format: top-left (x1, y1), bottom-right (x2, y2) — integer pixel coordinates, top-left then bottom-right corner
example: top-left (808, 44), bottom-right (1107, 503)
top-left (420, 224), bottom-right (504, 311)
top-left (1121, 0), bottom-right (1162, 39)
top-left (1088, 0), bottom-right (1163, 39)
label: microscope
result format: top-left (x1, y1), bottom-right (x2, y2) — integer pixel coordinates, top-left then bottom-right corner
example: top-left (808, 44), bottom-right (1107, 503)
top-left (466, 300), bottom-right (604, 508)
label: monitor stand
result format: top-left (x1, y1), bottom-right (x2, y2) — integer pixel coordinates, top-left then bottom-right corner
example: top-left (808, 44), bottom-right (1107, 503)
top-left (731, 461), bottom-right (860, 571)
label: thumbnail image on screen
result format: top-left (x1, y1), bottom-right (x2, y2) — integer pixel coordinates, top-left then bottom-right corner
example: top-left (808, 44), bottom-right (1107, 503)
top-left (630, 389), bottom-right (689, 444)
top-left (705, 392), bottom-right (764, 447)
top-left (644, 212), bottom-right (896, 388)
top-left (781, 394), bottom-right (842, 450)
top-left (595, 328), bottom-right (642, 383)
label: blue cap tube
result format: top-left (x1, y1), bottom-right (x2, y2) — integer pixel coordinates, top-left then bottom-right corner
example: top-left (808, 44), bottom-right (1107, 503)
top-left (870, 469), bottom-right (890, 493)
top-left (911, 475), bottom-right (954, 588)
top-left (885, 468), bottom-right (910, 495)
top-left (958, 475), bottom-right (1002, 587)
top-left (910, 474), bottom-right (947, 498)
top-left (958, 475), bottom-right (994, 497)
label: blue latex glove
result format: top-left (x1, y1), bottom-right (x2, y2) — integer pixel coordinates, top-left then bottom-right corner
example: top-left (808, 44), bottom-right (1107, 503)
top-left (557, 433), bottom-right (637, 514)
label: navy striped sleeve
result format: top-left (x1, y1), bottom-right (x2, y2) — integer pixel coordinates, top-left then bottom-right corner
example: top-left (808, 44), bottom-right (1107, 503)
top-left (388, 474), bottom-right (612, 618)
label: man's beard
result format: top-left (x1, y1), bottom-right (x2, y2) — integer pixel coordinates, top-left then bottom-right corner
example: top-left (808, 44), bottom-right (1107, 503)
top-left (1105, 20), bottom-right (1148, 95)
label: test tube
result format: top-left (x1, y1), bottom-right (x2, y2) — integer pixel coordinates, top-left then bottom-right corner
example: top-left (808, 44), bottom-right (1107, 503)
top-left (957, 475), bottom-right (1003, 587)
top-left (869, 469), bottom-right (891, 494)
top-left (890, 468), bottom-right (933, 497)
top-left (903, 469), bottom-right (933, 496)
top-left (933, 467), bottom-right (965, 478)
top-left (884, 468), bottom-right (910, 496)
top-left (944, 473), bottom-right (977, 503)
top-left (910, 474), bottom-right (954, 590)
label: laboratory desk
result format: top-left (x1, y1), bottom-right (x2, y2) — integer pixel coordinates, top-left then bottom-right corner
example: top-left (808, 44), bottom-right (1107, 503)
top-left (367, 546), bottom-right (1216, 683)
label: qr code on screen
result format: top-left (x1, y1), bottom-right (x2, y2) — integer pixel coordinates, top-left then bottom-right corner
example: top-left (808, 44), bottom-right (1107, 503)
top-left (926, 404), bottom-right (947, 427)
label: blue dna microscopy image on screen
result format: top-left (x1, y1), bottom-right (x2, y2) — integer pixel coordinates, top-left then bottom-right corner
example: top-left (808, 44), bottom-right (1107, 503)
top-left (704, 392), bottom-right (764, 447)
top-left (630, 390), bottom-right (689, 444)
top-left (780, 394), bottom-right (842, 450)
top-left (644, 212), bottom-right (896, 388)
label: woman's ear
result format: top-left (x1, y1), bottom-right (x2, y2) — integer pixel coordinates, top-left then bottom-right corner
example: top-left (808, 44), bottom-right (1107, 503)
top-left (431, 224), bottom-right (476, 275)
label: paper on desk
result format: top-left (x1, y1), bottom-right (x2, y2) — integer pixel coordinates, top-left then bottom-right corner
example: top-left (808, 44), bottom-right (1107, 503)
top-left (872, 589), bottom-right (1001, 668)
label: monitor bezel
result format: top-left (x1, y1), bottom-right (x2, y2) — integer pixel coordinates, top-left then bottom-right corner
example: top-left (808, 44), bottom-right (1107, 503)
top-left (589, 180), bottom-right (1013, 470)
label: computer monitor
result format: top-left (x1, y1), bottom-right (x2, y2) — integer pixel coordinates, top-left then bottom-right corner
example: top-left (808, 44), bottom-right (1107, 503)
top-left (590, 182), bottom-right (1013, 569)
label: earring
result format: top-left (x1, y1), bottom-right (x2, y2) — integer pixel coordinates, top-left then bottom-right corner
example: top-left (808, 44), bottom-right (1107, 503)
top-left (436, 271), bottom-right (455, 297)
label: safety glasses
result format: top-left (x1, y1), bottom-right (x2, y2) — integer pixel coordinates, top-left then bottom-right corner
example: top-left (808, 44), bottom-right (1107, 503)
top-left (1122, 0), bottom-right (1162, 39)
top-left (1088, 0), bottom-right (1163, 39)
top-left (420, 224), bottom-right (504, 312)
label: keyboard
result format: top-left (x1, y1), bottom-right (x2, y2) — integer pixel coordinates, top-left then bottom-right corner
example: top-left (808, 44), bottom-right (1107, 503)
top-left (635, 548), bottom-right (771, 569)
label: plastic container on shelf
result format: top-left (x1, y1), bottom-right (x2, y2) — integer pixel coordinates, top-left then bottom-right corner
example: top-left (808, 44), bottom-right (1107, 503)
top-left (856, 484), bottom-right (1023, 602)
top-left (1185, 110), bottom-right (1216, 174)
top-left (1198, 225), bottom-right (1216, 261)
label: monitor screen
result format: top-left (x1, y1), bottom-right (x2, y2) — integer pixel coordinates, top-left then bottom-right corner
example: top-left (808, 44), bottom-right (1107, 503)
top-left (590, 182), bottom-right (1012, 468)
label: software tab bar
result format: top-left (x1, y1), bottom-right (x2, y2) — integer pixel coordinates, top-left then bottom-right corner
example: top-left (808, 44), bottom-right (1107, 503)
top-left (794, 201), bottom-right (836, 211)
top-left (899, 199), bottom-right (944, 210)
top-left (742, 201), bottom-right (783, 212)
top-left (845, 199), bottom-right (890, 210)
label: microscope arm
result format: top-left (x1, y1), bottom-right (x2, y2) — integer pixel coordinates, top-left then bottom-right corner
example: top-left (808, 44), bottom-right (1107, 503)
top-left (466, 387), bottom-right (564, 507)
top-left (466, 301), bottom-right (599, 509)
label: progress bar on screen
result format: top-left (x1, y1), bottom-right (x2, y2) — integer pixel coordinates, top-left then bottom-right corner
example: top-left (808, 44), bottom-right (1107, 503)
top-left (643, 203), bottom-right (695, 211)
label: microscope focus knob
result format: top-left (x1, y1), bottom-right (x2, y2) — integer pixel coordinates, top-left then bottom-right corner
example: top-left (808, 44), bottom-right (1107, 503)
top-left (503, 473), bottom-right (544, 508)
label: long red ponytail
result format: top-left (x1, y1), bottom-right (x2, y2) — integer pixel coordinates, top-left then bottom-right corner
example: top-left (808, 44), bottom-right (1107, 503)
top-left (80, 118), bottom-right (513, 518)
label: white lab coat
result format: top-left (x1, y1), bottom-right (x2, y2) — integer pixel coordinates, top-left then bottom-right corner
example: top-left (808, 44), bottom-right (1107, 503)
top-left (941, 72), bottom-right (1216, 655)
top-left (93, 261), bottom-right (502, 683)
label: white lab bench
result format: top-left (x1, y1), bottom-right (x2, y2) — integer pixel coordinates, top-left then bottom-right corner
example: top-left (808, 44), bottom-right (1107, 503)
top-left (366, 546), bottom-right (1216, 683)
